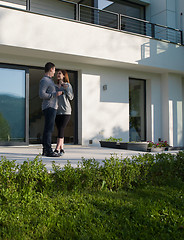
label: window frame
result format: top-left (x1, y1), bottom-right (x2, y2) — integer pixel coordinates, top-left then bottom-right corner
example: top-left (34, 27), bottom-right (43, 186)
top-left (129, 77), bottom-right (146, 142)
top-left (0, 63), bottom-right (29, 145)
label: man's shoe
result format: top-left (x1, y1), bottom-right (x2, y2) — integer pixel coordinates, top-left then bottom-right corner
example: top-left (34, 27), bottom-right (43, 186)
top-left (42, 148), bottom-right (46, 156)
top-left (45, 150), bottom-right (60, 157)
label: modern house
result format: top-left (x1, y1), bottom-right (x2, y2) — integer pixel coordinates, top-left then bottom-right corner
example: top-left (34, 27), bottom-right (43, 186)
top-left (0, 0), bottom-right (184, 147)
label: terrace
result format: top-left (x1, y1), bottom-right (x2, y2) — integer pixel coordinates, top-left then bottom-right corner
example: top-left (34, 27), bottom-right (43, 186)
top-left (0, 0), bottom-right (183, 45)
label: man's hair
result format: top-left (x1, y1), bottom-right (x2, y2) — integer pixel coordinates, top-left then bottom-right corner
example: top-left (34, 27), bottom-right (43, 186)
top-left (44, 62), bottom-right (55, 73)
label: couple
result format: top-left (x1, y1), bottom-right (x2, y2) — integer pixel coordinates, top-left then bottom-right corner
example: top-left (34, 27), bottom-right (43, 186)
top-left (39, 62), bottom-right (74, 157)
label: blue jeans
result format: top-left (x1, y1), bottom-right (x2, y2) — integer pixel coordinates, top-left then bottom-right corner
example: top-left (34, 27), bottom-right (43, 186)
top-left (42, 107), bottom-right (57, 151)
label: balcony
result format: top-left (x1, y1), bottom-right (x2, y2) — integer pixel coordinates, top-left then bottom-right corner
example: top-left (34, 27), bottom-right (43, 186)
top-left (1, 0), bottom-right (182, 45)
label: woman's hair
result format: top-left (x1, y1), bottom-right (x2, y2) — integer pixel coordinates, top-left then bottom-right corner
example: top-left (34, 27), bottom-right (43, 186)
top-left (57, 69), bottom-right (70, 83)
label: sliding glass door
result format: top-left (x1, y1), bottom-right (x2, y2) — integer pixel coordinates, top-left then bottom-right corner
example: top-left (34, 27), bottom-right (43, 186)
top-left (129, 78), bottom-right (146, 142)
top-left (0, 65), bottom-right (28, 144)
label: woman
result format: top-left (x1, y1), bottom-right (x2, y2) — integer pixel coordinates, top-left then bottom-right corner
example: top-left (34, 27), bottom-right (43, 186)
top-left (54, 69), bottom-right (74, 155)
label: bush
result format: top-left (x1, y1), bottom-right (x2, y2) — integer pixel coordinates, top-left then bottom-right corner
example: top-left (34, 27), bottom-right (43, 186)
top-left (101, 136), bottom-right (122, 142)
top-left (51, 151), bottom-right (184, 191)
top-left (0, 152), bottom-right (184, 239)
top-left (1, 151), bottom-right (184, 194)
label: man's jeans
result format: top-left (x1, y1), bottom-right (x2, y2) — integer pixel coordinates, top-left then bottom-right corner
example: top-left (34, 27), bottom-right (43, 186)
top-left (42, 107), bottom-right (57, 152)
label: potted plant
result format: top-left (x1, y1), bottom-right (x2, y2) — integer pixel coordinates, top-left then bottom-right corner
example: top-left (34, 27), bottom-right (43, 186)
top-left (99, 137), bottom-right (122, 149)
top-left (147, 140), bottom-right (170, 152)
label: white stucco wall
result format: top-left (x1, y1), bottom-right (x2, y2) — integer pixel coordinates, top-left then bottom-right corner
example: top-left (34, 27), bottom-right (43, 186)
top-left (161, 73), bottom-right (169, 142)
top-left (79, 66), bottom-right (166, 145)
top-left (162, 73), bottom-right (183, 147)
top-left (168, 74), bottom-right (183, 147)
top-left (81, 66), bottom-right (129, 145)
top-left (150, 76), bottom-right (162, 143)
top-left (0, 6), bottom-right (184, 74)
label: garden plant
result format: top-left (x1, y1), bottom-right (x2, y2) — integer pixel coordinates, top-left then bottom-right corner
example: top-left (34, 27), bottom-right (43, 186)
top-left (0, 152), bottom-right (184, 239)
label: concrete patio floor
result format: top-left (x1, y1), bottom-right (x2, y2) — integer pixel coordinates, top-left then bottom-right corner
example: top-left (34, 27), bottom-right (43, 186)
top-left (0, 144), bottom-right (180, 172)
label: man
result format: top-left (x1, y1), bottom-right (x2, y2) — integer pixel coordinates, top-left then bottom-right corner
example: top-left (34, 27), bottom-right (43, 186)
top-left (39, 62), bottom-right (62, 157)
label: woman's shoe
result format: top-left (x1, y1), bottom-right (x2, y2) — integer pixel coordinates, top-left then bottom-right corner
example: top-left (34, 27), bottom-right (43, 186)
top-left (60, 149), bottom-right (65, 156)
top-left (54, 149), bottom-right (61, 156)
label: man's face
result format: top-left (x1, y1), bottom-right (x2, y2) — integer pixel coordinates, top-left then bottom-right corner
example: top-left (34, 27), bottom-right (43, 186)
top-left (50, 67), bottom-right (55, 77)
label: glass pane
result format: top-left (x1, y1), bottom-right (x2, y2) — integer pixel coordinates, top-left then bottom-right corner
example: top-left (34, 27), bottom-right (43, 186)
top-left (96, 0), bottom-right (144, 19)
top-left (29, 68), bottom-right (76, 144)
top-left (129, 79), bottom-right (146, 142)
top-left (81, 0), bottom-right (145, 31)
top-left (0, 68), bottom-right (25, 142)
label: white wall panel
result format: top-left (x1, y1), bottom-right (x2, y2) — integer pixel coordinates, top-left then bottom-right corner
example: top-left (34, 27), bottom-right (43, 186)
top-left (0, 6), bottom-right (184, 74)
top-left (150, 77), bottom-right (161, 143)
top-left (168, 74), bottom-right (183, 147)
top-left (81, 67), bottom-right (129, 145)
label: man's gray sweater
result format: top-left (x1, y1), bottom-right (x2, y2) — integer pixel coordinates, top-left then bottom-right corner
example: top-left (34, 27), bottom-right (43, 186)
top-left (39, 76), bottom-right (57, 110)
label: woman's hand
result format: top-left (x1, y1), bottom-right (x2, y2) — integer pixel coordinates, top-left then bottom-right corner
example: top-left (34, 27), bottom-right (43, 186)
top-left (56, 91), bottom-right (63, 96)
top-left (62, 83), bottom-right (69, 89)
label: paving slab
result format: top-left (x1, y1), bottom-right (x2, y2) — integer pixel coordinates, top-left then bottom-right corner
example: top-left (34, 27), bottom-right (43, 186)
top-left (0, 144), bottom-right (180, 172)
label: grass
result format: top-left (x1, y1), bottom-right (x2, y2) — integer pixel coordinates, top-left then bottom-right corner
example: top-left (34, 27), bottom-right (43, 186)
top-left (0, 152), bottom-right (184, 239)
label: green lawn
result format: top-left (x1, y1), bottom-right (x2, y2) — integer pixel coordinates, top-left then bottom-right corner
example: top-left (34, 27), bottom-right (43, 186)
top-left (0, 152), bottom-right (184, 239)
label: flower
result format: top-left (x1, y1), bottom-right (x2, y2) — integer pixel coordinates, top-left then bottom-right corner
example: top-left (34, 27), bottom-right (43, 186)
top-left (147, 140), bottom-right (169, 148)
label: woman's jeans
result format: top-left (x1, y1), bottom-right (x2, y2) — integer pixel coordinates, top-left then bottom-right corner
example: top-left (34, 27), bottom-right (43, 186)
top-left (42, 107), bottom-right (57, 152)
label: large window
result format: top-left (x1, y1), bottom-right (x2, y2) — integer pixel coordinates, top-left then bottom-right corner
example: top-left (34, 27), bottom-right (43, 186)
top-left (129, 78), bottom-right (146, 142)
top-left (97, 0), bottom-right (145, 19)
top-left (0, 66), bottom-right (27, 143)
top-left (80, 0), bottom-right (145, 32)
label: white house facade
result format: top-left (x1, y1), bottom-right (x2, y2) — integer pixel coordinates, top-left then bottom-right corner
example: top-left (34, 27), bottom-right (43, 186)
top-left (0, 0), bottom-right (184, 147)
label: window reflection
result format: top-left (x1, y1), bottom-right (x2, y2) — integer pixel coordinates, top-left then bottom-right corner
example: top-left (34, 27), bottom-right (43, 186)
top-left (81, 0), bottom-right (145, 19)
top-left (0, 68), bottom-right (25, 142)
top-left (129, 78), bottom-right (146, 142)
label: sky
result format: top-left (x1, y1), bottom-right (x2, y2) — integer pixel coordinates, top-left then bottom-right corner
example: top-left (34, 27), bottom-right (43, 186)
top-left (0, 68), bottom-right (25, 98)
top-left (98, 0), bottom-right (113, 10)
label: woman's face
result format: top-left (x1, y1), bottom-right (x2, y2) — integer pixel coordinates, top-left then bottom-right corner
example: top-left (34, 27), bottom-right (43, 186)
top-left (57, 71), bottom-right (64, 80)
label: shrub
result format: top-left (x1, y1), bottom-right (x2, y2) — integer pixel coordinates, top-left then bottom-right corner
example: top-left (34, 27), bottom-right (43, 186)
top-left (0, 156), bottom-right (18, 203)
top-left (1, 152), bottom-right (184, 239)
top-left (101, 136), bottom-right (122, 142)
top-left (51, 151), bottom-right (184, 191)
top-left (78, 158), bottom-right (102, 190)
top-left (52, 160), bottom-right (80, 191)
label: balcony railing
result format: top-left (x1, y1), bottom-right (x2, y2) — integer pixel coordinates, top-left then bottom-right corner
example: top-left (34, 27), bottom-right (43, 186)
top-left (1, 0), bottom-right (183, 45)
top-left (78, 3), bottom-right (183, 45)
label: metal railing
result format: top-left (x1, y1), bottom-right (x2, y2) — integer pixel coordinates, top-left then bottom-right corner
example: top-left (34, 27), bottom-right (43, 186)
top-left (78, 3), bottom-right (183, 45)
top-left (1, 0), bottom-right (183, 45)
top-left (79, 4), bottom-right (119, 30)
